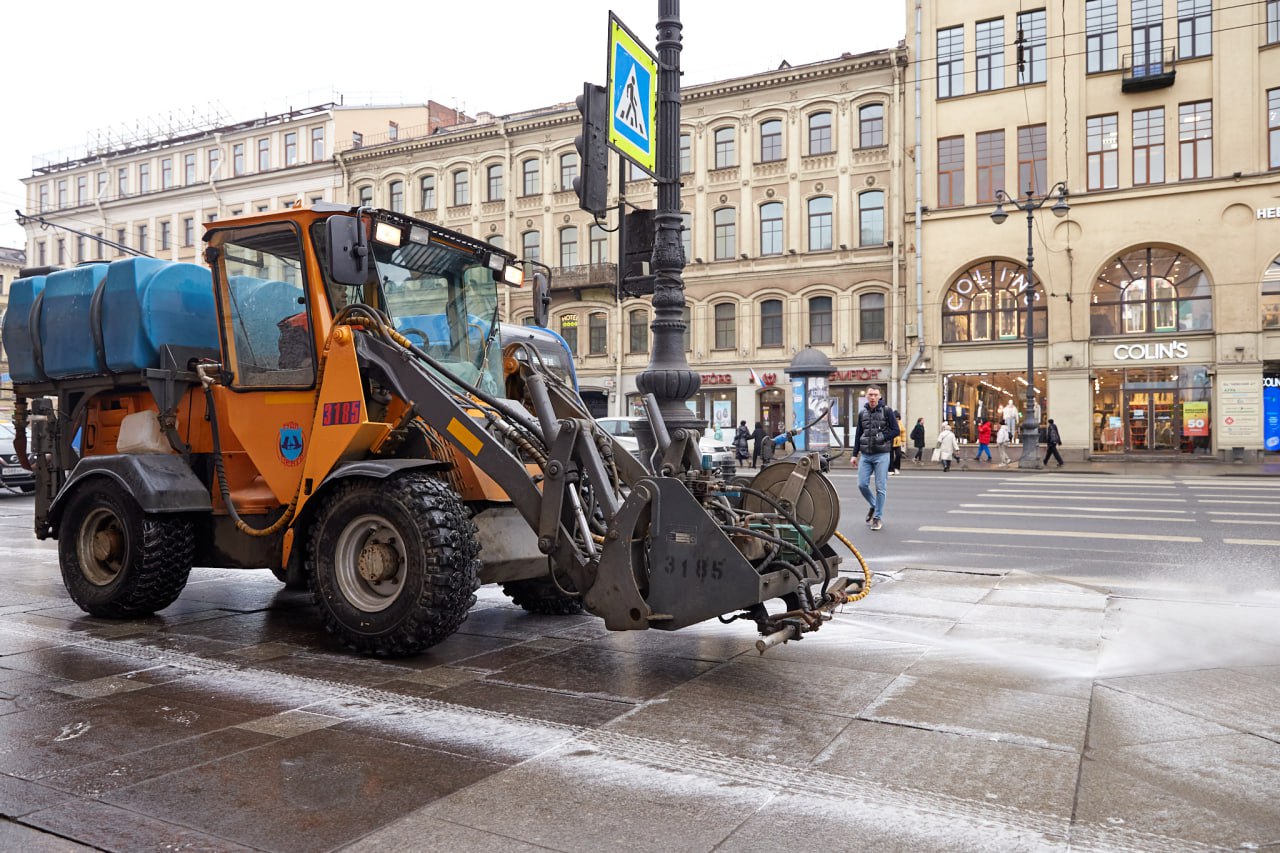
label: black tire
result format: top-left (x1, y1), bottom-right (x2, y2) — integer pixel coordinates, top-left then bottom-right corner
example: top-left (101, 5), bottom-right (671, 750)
top-left (20, 484), bottom-right (36, 495)
top-left (307, 473), bottom-right (479, 656)
top-left (57, 480), bottom-right (194, 618)
top-left (501, 576), bottom-right (585, 616)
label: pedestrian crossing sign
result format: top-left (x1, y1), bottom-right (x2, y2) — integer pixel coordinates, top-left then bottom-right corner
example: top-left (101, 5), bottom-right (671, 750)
top-left (607, 13), bottom-right (658, 177)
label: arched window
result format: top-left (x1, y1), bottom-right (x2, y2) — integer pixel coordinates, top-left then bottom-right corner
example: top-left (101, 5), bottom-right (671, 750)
top-left (713, 127), bottom-right (736, 169)
top-left (486, 163), bottom-right (504, 201)
top-left (808, 111), bottom-right (833, 155)
top-left (809, 295), bottom-right (833, 344)
top-left (452, 169), bottom-right (469, 205)
top-left (521, 158), bottom-right (540, 196)
top-left (521, 230), bottom-right (540, 263)
top-left (1262, 255), bottom-right (1280, 329)
top-left (629, 309), bottom-right (649, 354)
top-left (943, 259), bottom-right (1046, 343)
top-left (1090, 246), bottom-right (1212, 336)
top-left (558, 153), bottom-right (577, 189)
top-left (859, 104), bottom-right (885, 148)
top-left (357, 185), bottom-right (373, 207)
top-left (714, 208), bottom-right (736, 260)
top-left (859, 191), bottom-right (885, 246)
top-left (759, 202), bottom-right (783, 256)
top-left (418, 174), bottom-right (436, 209)
top-left (760, 298), bottom-right (783, 347)
top-left (807, 197), bottom-right (832, 252)
top-left (388, 179), bottom-right (404, 213)
top-left (559, 227), bottom-right (578, 266)
top-left (760, 119), bottom-right (783, 162)
top-left (714, 303), bottom-right (736, 349)
top-left (859, 292), bottom-right (886, 341)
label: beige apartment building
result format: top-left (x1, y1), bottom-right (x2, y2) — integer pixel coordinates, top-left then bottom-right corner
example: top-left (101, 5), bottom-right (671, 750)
top-left (20, 102), bottom-right (466, 268)
top-left (341, 51), bottom-right (908, 434)
top-left (908, 0), bottom-right (1280, 460)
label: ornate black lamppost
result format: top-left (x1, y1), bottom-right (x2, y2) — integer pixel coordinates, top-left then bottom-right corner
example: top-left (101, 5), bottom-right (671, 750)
top-left (989, 183), bottom-right (1069, 469)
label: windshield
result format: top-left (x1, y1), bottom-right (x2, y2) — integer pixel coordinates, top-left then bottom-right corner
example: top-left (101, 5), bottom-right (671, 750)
top-left (369, 226), bottom-right (503, 396)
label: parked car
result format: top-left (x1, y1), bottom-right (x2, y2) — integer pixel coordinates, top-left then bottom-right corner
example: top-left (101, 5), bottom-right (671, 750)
top-left (0, 424), bottom-right (35, 493)
top-left (596, 417), bottom-right (736, 476)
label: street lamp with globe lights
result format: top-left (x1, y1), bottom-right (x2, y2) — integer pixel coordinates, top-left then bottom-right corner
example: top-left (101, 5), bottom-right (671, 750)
top-left (989, 182), bottom-right (1070, 469)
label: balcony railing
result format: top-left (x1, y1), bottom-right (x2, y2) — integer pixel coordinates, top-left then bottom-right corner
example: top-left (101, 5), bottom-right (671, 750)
top-left (1121, 47), bottom-right (1176, 92)
top-left (547, 262), bottom-right (617, 290)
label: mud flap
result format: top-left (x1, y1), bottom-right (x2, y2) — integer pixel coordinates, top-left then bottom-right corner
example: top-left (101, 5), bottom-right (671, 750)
top-left (590, 478), bottom-right (798, 631)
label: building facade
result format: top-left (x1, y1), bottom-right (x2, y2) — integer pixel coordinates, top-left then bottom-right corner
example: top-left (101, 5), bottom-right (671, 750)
top-left (908, 0), bottom-right (1280, 460)
top-left (20, 102), bottom-right (466, 268)
top-left (0, 246), bottom-right (27, 417)
top-left (341, 51), bottom-right (908, 438)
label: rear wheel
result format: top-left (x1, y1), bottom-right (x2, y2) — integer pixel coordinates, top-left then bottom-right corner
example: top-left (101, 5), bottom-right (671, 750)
top-left (57, 480), bottom-right (193, 617)
top-left (501, 576), bottom-right (585, 616)
top-left (308, 473), bottom-right (479, 656)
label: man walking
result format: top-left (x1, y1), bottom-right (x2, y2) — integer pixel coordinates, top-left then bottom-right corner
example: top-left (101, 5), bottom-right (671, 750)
top-left (851, 385), bottom-right (899, 531)
top-left (910, 417), bottom-right (926, 464)
top-left (1043, 418), bottom-right (1065, 466)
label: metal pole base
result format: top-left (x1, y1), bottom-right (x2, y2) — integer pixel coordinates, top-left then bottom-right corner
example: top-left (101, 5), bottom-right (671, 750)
top-left (1018, 420), bottom-right (1043, 469)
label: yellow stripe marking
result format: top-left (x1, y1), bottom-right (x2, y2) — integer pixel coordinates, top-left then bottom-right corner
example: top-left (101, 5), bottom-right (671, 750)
top-left (447, 417), bottom-right (484, 456)
top-left (1224, 538), bottom-right (1280, 547)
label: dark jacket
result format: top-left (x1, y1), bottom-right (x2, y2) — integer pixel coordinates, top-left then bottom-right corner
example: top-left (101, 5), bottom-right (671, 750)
top-left (750, 425), bottom-right (766, 450)
top-left (909, 422), bottom-right (926, 448)
top-left (853, 403), bottom-right (900, 457)
top-left (1047, 422), bottom-right (1062, 445)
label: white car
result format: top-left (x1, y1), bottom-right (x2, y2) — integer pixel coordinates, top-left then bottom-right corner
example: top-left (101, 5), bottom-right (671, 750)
top-left (596, 418), bottom-right (736, 476)
top-left (0, 424), bottom-right (36, 493)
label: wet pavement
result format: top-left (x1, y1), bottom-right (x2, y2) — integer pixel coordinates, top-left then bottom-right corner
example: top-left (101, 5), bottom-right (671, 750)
top-left (1, 500), bottom-right (1278, 851)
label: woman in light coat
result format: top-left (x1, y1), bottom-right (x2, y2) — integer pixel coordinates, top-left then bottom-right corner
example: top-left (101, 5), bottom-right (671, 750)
top-left (995, 422), bottom-right (1012, 466)
top-left (936, 422), bottom-right (959, 472)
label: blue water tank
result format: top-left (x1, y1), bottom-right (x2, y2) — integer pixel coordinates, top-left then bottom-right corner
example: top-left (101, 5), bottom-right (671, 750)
top-left (40, 264), bottom-right (110, 378)
top-left (101, 258), bottom-right (218, 372)
top-left (3, 274), bottom-right (49, 383)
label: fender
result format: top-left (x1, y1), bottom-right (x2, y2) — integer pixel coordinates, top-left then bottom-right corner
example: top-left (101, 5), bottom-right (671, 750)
top-left (315, 457), bottom-right (450, 491)
top-left (48, 454), bottom-right (213, 534)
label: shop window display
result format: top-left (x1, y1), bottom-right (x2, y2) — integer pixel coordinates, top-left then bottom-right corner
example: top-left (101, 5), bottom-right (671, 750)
top-left (1262, 256), bottom-right (1280, 330)
top-left (1091, 246), bottom-right (1212, 336)
top-left (943, 371), bottom-right (1046, 444)
top-left (1091, 366), bottom-right (1212, 454)
top-left (942, 260), bottom-right (1046, 343)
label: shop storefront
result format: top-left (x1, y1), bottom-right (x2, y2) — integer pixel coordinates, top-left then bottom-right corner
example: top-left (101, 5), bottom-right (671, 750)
top-left (625, 372), bottom-right (740, 431)
top-left (1089, 338), bottom-right (1213, 455)
top-left (756, 382), bottom-right (786, 435)
top-left (942, 370), bottom-right (1046, 444)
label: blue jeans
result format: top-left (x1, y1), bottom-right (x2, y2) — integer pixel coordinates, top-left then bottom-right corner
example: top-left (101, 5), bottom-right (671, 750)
top-left (857, 452), bottom-right (890, 518)
top-left (976, 442), bottom-right (991, 460)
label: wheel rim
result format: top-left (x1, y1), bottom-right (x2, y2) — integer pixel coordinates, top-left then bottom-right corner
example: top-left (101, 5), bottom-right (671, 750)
top-left (78, 507), bottom-right (126, 586)
top-left (333, 513), bottom-right (409, 612)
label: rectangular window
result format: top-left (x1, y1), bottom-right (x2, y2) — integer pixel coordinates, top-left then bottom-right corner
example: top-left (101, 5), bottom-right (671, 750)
top-left (57, 179), bottom-right (67, 207)
top-left (560, 314), bottom-right (578, 356)
top-left (522, 159), bottom-right (540, 196)
top-left (160, 220), bottom-right (171, 251)
top-left (761, 120), bottom-right (783, 162)
top-left (937, 25), bottom-right (964, 98)
top-left (184, 153), bottom-right (196, 185)
top-left (138, 164), bottom-right (151, 193)
top-left (859, 105), bottom-right (885, 148)
top-left (1179, 100), bottom-right (1212, 180)
top-left (56, 239), bottom-right (65, 265)
top-left (183, 217), bottom-right (195, 247)
top-left (209, 147), bottom-right (222, 178)
top-left (522, 230), bottom-right (540, 263)
top-left (809, 297), bottom-right (833, 345)
top-left (759, 203), bottom-right (783, 256)
top-left (420, 175), bottom-right (435, 209)
top-left (680, 133), bottom-right (692, 174)
top-left (311, 127), bottom-right (325, 161)
top-left (233, 144), bottom-right (245, 176)
top-left (714, 128), bottom-right (736, 169)
top-left (1133, 107), bottom-right (1165, 184)
top-left (629, 311), bottom-right (649, 354)
top-left (1086, 0), bottom-right (1119, 73)
top-left (1269, 89), bottom-right (1280, 170)
top-left (808, 197), bottom-right (833, 251)
top-left (1017, 124), bottom-right (1047, 194)
top-left (590, 224), bottom-right (608, 264)
top-left (860, 293), bottom-right (887, 342)
top-left (975, 129), bottom-right (1005, 203)
top-left (97, 171), bottom-right (107, 200)
top-left (486, 164), bottom-right (503, 201)
top-left (588, 313), bottom-right (607, 355)
top-left (760, 300), bottom-right (783, 347)
top-left (284, 132), bottom-right (298, 166)
top-left (257, 138), bottom-right (270, 171)
top-left (808, 112), bottom-right (833, 155)
top-left (859, 191), bottom-right (885, 246)
top-left (1016, 9), bottom-right (1047, 84)
top-left (38, 184), bottom-right (48, 211)
top-left (453, 170), bottom-right (469, 205)
top-left (1087, 114), bottom-right (1119, 190)
top-left (77, 236), bottom-right (86, 262)
top-left (161, 158), bottom-right (173, 189)
top-left (76, 175), bottom-right (87, 205)
top-left (714, 209), bottom-right (736, 260)
top-left (559, 228), bottom-right (578, 266)
top-left (559, 153), bottom-right (577, 189)
top-left (937, 136), bottom-right (965, 208)
top-left (975, 18), bottom-right (1004, 92)
top-left (137, 224), bottom-right (149, 253)
top-left (117, 167), bottom-right (128, 197)
top-left (1132, 0), bottom-right (1164, 78)
top-left (1270, 0), bottom-right (1280, 44)
top-left (1177, 0), bottom-right (1211, 59)
top-left (714, 303), bottom-right (736, 350)
top-left (115, 228), bottom-right (126, 255)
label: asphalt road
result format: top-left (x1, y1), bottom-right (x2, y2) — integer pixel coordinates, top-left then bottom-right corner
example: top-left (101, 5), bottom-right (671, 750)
top-left (826, 464), bottom-right (1280, 599)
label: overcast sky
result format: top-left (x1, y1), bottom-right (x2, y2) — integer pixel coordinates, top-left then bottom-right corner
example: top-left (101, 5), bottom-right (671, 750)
top-left (2, 1), bottom-right (907, 249)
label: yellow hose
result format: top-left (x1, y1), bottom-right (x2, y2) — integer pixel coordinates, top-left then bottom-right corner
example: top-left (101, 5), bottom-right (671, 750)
top-left (833, 530), bottom-right (872, 602)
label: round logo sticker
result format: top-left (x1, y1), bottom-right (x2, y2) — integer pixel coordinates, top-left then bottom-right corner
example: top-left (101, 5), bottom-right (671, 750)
top-left (278, 422), bottom-right (304, 466)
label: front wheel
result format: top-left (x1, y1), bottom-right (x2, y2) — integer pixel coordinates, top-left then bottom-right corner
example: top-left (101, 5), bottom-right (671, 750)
top-left (308, 474), bottom-right (479, 656)
top-left (501, 576), bottom-right (585, 616)
top-left (57, 480), bottom-right (193, 617)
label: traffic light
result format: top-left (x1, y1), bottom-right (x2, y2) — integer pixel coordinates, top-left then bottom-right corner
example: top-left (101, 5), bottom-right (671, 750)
top-left (573, 83), bottom-right (608, 217)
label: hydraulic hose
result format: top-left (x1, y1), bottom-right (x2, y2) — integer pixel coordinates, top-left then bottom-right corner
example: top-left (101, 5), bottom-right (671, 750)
top-left (833, 530), bottom-right (872, 603)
